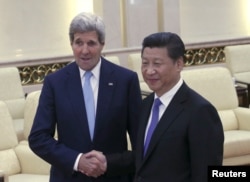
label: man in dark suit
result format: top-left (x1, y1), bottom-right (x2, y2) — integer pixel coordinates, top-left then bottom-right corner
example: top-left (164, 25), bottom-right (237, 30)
top-left (133, 32), bottom-right (224, 182)
top-left (28, 12), bottom-right (142, 182)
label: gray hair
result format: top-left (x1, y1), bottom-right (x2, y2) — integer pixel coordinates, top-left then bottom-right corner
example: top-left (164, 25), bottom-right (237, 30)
top-left (69, 12), bottom-right (105, 44)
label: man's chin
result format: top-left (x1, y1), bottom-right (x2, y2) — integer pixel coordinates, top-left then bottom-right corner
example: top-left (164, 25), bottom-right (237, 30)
top-left (77, 62), bottom-right (93, 71)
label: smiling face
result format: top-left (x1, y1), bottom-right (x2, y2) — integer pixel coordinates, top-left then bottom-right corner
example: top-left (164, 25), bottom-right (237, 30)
top-left (141, 47), bottom-right (184, 97)
top-left (71, 31), bottom-right (104, 71)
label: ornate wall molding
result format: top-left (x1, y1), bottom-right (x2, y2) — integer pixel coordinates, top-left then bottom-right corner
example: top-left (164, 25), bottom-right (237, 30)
top-left (184, 47), bottom-right (225, 66)
top-left (19, 62), bottom-right (69, 85)
top-left (17, 46), bottom-right (226, 85)
top-left (0, 37), bottom-right (249, 86)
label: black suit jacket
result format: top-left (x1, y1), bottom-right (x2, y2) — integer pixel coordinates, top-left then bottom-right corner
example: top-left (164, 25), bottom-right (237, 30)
top-left (29, 58), bottom-right (142, 182)
top-left (134, 82), bottom-right (224, 182)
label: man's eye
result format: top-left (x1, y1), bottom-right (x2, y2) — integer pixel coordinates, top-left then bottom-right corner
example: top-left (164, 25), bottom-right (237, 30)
top-left (75, 41), bottom-right (83, 46)
top-left (87, 41), bottom-right (97, 47)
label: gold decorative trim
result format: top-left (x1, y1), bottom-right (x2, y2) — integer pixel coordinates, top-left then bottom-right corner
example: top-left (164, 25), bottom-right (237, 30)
top-left (184, 47), bottom-right (225, 66)
top-left (17, 46), bottom-right (226, 86)
top-left (19, 62), bottom-right (69, 85)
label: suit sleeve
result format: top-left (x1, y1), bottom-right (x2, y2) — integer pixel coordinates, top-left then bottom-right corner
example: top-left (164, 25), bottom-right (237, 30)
top-left (188, 104), bottom-right (224, 182)
top-left (28, 76), bottom-right (79, 175)
top-left (127, 72), bottom-right (142, 150)
top-left (105, 151), bottom-right (135, 176)
top-left (106, 72), bottom-right (142, 176)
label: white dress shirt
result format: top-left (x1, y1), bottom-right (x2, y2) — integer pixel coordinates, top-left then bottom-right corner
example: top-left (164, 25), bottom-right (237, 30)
top-left (79, 60), bottom-right (101, 113)
top-left (74, 59), bottom-right (101, 171)
top-left (144, 78), bottom-right (184, 143)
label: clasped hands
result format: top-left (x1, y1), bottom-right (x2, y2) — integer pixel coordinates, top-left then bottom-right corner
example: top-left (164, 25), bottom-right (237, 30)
top-left (78, 150), bottom-right (107, 178)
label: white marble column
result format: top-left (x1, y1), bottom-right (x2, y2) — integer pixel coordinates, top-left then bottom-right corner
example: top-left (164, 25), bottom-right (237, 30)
top-left (124, 0), bottom-right (158, 47)
top-left (93, 0), bottom-right (123, 49)
top-left (161, 0), bottom-right (181, 35)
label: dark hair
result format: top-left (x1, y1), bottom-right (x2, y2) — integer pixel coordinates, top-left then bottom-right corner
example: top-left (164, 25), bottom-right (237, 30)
top-left (141, 32), bottom-right (185, 61)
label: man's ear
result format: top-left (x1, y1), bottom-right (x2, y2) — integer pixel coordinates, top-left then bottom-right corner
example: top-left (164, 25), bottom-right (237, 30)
top-left (176, 57), bottom-right (184, 71)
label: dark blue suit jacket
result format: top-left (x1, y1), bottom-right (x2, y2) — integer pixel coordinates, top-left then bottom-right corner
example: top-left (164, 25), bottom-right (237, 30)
top-left (134, 82), bottom-right (224, 182)
top-left (29, 58), bottom-right (142, 182)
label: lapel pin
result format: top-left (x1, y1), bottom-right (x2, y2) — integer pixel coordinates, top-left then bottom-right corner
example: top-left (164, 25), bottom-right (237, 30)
top-left (108, 82), bottom-right (113, 86)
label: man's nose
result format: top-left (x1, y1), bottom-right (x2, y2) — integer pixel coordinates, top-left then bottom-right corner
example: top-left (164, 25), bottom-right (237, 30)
top-left (81, 44), bottom-right (89, 54)
top-left (146, 66), bottom-right (156, 75)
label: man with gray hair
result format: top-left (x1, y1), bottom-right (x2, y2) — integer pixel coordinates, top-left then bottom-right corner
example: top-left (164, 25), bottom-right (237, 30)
top-left (29, 12), bottom-right (142, 182)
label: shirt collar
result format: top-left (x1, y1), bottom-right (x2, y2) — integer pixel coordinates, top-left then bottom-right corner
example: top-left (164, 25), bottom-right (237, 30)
top-left (79, 58), bottom-right (101, 79)
top-left (155, 78), bottom-right (183, 105)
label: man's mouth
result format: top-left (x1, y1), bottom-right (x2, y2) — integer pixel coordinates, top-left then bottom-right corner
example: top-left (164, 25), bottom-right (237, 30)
top-left (81, 57), bottom-right (91, 61)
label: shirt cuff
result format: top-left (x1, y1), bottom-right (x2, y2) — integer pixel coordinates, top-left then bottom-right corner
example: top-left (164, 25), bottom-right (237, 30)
top-left (73, 153), bottom-right (83, 171)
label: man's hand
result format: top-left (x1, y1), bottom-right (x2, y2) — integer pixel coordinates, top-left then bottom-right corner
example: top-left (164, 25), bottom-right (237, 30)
top-left (78, 150), bottom-right (107, 178)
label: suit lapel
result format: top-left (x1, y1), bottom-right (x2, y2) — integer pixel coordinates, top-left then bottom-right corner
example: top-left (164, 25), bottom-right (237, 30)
top-left (94, 59), bottom-right (117, 139)
top-left (64, 60), bottom-right (117, 141)
top-left (137, 83), bottom-right (189, 170)
top-left (137, 94), bottom-right (154, 163)
top-left (65, 62), bottom-right (91, 140)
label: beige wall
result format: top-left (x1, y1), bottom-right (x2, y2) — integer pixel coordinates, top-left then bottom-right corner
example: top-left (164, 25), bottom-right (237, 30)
top-left (0, 0), bottom-right (92, 62)
top-left (0, 0), bottom-right (250, 63)
top-left (180, 0), bottom-right (250, 43)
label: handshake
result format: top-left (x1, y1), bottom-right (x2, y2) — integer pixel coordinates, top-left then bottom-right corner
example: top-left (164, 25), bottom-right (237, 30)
top-left (78, 150), bottom-right (107, 178)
